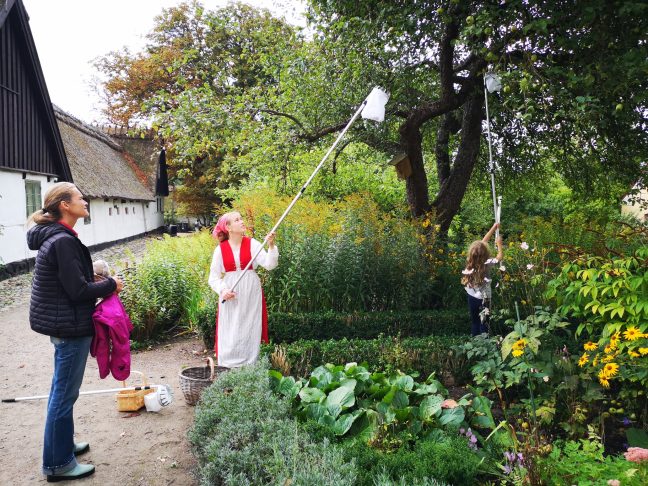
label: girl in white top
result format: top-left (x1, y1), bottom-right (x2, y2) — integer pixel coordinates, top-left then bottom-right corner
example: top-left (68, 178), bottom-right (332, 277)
top-left (461, 223), bottom-right (503, 336)
top-left (208, 212), bottom-right (279, 367)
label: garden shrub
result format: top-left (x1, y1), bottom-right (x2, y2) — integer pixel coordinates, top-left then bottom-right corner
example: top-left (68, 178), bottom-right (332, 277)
top-left (196, 309), bottom-right (468, 352)
top-left (120, 231), bottom-right (215, 340)
top-left (190, 359), bottom-right (356, 486)
top-left (346, 435), bottom-right (481, 486)
top-left (269, 309), bottom-right (468, 342)
top-left (261, 335), bottom-right (468, 380)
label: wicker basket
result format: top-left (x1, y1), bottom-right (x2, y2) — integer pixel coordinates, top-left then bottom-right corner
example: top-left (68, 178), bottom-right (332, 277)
top-left (115, 371), bottom-right (154, 412)
top-left (179, 357), bottom-right (227, 405)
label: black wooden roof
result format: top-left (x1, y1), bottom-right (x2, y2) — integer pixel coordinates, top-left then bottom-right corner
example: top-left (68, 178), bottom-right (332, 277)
top-left (0, 0), bottom-right (72, 180)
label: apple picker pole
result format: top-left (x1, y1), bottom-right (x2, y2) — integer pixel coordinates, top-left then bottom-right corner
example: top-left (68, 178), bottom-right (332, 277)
top-left (484, 72), bottom-right (502, 238)
top-left (222, 87), bottom-right (390, 303)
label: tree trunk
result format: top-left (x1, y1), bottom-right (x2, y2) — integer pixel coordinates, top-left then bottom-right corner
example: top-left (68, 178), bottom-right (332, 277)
top-left (432, 93), bottom-right (484, 233)
top-left (402, 126), bottom-right (431, 217)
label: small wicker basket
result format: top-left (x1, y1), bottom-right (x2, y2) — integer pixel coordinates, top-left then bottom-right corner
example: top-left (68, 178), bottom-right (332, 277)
top-left (115, 371), bottom-right (154, 412)
top-left (179, 357), bottom-right (227, 405)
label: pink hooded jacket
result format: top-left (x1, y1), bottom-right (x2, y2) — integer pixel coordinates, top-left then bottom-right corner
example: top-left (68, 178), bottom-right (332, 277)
top-left (91, 294), bottom-right (133, 381)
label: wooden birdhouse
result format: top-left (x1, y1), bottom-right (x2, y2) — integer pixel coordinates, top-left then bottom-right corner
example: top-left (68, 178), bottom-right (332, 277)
top-left (389, 153), bottom-right (412, 180)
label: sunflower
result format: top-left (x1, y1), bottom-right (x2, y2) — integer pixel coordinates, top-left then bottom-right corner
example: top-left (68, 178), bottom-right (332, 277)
top-left (512, 349), bottom-right (524, 358)
top-left (610, 332), bottom-right (621, 348)
top-left (628, 351), bottom-right (640, 358)
top-left (639, 348), bottom-right (648, 356)
top-left (603, 362), bottom-right (619, 377)
top-left (578, 353), bottom-right (589, 367)
top-left (513, 339), bottom-right (527, 350)
top-left (604, 345), bottom-right (613, 354)
top-left (623, 327), bottom-right (642, 341)
top-left (584, 342), bottom-right (598, 351)
top-left (599, 377), bottom-right (610, 388)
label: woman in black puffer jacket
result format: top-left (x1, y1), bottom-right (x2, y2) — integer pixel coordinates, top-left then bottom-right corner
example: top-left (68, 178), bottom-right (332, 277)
top-left (26, 182), bottom-right (123, 482)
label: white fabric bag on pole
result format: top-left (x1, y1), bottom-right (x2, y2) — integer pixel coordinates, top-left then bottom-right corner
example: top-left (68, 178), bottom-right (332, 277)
top-left (361, 87), bottom-right (390, 122)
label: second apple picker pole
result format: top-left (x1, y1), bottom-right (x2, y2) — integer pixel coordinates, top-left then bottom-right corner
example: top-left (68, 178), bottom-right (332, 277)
top-left (222, 87), bottom-right (390, 303)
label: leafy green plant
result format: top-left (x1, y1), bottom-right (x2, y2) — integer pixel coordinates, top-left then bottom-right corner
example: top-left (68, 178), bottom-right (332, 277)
top-left (535, 426), bottom-right (648, 486)
top-left (270, 362), bottom-right (498, 447)
top-left (547, 243), bottom-right (648, 389)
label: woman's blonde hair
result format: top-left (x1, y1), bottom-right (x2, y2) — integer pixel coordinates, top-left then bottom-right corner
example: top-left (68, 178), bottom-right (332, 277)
top-left (26, 182), bottom-right (77, 226)
top-left (461, 240), bottom-right (491, 288)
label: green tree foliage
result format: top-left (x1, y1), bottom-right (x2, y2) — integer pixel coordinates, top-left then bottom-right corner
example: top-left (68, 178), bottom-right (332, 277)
top-left (300, 0), bottom-right (647, 230)
top-left (96, 1), bottom-right (647, 230)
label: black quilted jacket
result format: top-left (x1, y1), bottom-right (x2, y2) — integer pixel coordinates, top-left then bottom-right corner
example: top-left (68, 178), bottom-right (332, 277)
top-left (27, 223), bottom-right (117, 338)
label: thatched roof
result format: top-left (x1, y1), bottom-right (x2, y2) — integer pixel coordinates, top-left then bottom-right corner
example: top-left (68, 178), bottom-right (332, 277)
top-left (54, 106), bottom-right (155, 201)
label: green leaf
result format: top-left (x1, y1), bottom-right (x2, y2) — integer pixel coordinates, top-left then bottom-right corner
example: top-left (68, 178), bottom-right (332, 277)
top-left (299, 387), bottom-right (326, 403)
top-left (419, 394), bottom-right (444, 420)
top-left (323, 378), bottom-right (356, 416)
top-left (439, 406), bottom-right (465, 427)
top-left (332, 410), bottom-right (363, 436)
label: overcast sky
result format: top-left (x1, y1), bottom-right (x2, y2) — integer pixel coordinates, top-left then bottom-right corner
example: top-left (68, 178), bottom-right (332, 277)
top-left (21, 0), bottom-right (306, 123)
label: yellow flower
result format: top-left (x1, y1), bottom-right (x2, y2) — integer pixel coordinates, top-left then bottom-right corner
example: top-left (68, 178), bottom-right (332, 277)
top-left (610, 332), bottom-right (620, 348)
top-left (628, 351), bottom-right (640, 358)
top-left (512, 349), bottom-right (524, 358)
top-left (604, 345), bottom-right (613, 354)
top-left (584, 342), bottom-right (598, 351)
top-left (599, 377), bottom-right (610, 388)
top-left (623, 327), bottom-right (641, 341)
top-left (639, 348), bottom-right (648, 356)
top-left (602, 362), bottom-right (619, 377)
top-left (578, 353), bottom-right (589, 367)
top-left (513, 338), bottom-right (527, 350)
top-left (592, 355), bottom-right (599, 366)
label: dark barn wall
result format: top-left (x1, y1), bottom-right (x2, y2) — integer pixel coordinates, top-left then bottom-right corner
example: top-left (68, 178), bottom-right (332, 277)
top-left (0, 5), bottom-right (64, 176)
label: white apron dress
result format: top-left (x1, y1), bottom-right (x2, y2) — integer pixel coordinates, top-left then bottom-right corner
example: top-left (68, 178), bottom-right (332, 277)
top-left (208, 237), bottom-right (278, 368)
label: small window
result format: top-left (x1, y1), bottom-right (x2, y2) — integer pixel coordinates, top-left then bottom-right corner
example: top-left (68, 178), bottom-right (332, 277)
top-left (84, 199), bottom-right (91, 225)
top-left (133, 206), bottom-right (136, 214)
top-left (125, 207), bottom-right (129, 215)
top-left (116, 207), bottom-right (120, 215)
top-left (25, 180), bottom-right (42, 217)
top-left (109, 207), bottom-right (112, 216)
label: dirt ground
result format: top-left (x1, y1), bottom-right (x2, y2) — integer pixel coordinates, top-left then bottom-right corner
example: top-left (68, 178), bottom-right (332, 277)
top-left (0, 303), bottom-right (208, 485)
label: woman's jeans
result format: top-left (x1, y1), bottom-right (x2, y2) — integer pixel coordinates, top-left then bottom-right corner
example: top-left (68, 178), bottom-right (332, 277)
top-left (467, 294), bottom-right (488, 336)
top-left (42, 336), bottom-right (92, 475)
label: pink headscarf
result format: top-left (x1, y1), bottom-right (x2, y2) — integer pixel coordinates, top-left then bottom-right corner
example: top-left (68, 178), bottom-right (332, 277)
top-left (212, 214), bottom-right (230, 240)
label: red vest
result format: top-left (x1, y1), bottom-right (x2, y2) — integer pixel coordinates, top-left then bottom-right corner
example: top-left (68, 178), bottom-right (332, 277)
top-left (219, 237), bottom-right (252, 272)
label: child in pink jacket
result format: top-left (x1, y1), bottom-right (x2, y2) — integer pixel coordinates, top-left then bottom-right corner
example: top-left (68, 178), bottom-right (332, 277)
top-left (91, 260), bottom-right (133, 381)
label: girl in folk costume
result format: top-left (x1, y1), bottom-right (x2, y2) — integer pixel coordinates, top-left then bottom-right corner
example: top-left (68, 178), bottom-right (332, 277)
top-left (461, 222), bottom-right (504, 336)
top-left (208, 212), bottom-right (279, 367)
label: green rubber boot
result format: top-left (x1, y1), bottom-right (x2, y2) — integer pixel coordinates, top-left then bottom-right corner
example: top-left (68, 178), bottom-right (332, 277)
top-left (46, 463), bottom-right (95, 482)
top-left (73, 442), bottom-right (90, 456)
